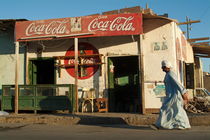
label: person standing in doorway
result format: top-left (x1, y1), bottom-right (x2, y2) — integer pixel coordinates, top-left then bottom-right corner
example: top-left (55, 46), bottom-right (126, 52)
top-left (155, 60), bottom-right (191, 130)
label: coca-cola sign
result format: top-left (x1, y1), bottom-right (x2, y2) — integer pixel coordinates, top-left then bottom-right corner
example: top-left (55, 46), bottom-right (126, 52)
top-left (25, 20), bottom-right (69, 36)
top-left (15, 13), bottom-right (142, 41)
top-left (88, 16), bottom-right (135, 32)
top-left (83, 13), bottom-right (142, 37)
top-left (64, 42), bottom-right (101, 80)
top-left (15, 18), bottom-right (71, 41)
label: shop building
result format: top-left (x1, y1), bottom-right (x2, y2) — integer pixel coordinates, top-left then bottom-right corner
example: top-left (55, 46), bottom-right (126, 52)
top-left (0, 7), bottom-right (194, 114)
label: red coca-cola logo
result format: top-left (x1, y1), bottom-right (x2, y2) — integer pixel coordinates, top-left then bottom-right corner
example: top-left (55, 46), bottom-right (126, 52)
top-left (26, 20), bottom-right (69, 36)
top-left (15, 13), bottom-right (142, 41)
top-left (64, 42), bottom-right (100, 80)
top-left (88, 16), bottom-right (135, 32)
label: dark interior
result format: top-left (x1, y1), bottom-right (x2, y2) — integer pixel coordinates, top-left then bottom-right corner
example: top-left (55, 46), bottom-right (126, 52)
top-left (32, 59), bottom-right (55, 84)
top-left (109, 56), bottom-right (141, 113)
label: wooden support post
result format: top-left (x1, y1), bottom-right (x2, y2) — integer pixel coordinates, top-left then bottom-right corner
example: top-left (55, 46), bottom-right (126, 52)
top-left (138, 35), bottom-right (145, 114)
top-left (15, 42), bottom-right (20, 114)
top-left (74, 38), bottom-right (79, 113)
top-left (188, 37), bottom-right (210, 43)
top-left (178, 20), bottom-right (201, 25)
top-left (58, 57), bottom-right (61, 78)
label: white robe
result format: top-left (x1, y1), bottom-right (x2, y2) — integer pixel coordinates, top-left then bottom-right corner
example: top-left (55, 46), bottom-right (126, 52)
top-left (156, 71), bottom-right (191, 129)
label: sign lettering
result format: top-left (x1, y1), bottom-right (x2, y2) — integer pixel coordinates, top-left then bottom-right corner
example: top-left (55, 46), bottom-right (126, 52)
top-left (88, 16), bottom-right (135, 32)
top-left (26, 20), bottom-right (69, 36)
top-left (15, 13), bottom-right (142, 41)
top-left (64, 42), bottom-right (101, 80)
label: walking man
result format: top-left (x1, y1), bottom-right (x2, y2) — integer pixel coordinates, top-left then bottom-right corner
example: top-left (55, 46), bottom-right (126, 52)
top-left (155, 60), bottom-right (191, 130)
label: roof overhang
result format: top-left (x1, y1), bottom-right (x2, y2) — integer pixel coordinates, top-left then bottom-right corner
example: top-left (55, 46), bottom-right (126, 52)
top-left (193, 45), bottom-right (210, 58)
top-left (189, 37), bottom-right (210, 58)
top-left (143, 13), bottom-right (178, 23)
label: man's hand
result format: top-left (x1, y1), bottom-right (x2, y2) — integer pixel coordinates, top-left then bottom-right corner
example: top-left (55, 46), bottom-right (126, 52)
top-left (182, 92), bottom-right (189, 105)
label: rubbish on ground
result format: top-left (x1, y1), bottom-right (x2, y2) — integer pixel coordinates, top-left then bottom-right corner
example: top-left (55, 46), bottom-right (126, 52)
top-left (185, 97), bottom-right (209, 113)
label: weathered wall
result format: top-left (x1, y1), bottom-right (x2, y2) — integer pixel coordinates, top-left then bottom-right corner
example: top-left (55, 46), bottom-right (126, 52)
top-left (0, 31), bottom-right (25, 95)
top-left (142, 19), bottom-right (194, 110)
top-left (174, 23), bottom-right (194, 99)
top-left (142, 19), bottom-right (177, 109)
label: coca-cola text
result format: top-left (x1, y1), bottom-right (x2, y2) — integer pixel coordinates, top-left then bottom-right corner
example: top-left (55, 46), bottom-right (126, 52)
top-left (26, 20), bottom-right (69, 36)
top-left (88, 16), bottom-right (135, 32)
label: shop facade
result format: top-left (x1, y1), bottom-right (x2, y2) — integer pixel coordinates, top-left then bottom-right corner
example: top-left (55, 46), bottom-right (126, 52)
top-left (12, 13), bottom-right (144, 113)
top-left (1, 11), bottom-right (194, 114)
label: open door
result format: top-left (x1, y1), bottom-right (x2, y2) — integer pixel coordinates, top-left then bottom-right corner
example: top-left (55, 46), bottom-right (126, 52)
top-left (108, 58), bottom-right (115, 112)
top-left (185, 63), bottom-right (194, 89)
top-left (29, 58), bottom-right (55, 85)
top-left (108, 56), bottom-right (141, 113)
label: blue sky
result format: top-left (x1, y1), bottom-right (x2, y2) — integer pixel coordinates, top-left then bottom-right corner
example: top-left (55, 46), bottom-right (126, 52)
top-left (1, 0), bottom-right (210, 72)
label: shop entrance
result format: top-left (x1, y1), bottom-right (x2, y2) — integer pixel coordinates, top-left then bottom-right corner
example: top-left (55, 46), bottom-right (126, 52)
top-left (29, 58), bottom-right (55, 84)
top-left (108, 56), bottom-right (141, 113)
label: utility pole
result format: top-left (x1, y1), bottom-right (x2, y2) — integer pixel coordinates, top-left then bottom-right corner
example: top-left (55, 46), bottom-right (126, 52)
top-left (179, 16), bottom-right (200, 39)
top-left (186, 16), bottom-right (190, 39)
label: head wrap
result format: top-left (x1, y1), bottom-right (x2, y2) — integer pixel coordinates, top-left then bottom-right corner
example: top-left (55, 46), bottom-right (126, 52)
top-left (161, 60), bottom-right (172, 68)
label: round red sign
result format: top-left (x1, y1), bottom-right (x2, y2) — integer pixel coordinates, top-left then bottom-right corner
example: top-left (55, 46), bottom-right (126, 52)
top-left (64, 42), bottom-right (100, 80)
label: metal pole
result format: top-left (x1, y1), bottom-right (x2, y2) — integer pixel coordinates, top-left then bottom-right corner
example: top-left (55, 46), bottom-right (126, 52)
top-left (15, 41), bottom-right (20, 114)
top-left (74, 38), bottom-right (79, 112)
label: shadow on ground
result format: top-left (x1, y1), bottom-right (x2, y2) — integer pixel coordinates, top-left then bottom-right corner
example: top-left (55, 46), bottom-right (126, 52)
top-left (50, 113), bottom-right (156, 130)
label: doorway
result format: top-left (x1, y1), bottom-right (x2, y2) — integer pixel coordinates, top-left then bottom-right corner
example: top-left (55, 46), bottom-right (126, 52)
top-left (108, 56), bottom-right (141, 113)
top-left (29, 58), bottom-right (55, 85)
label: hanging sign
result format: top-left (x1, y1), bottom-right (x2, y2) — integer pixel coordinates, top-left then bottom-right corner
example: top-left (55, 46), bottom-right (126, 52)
top-left (15, 13), bottom-right (143, 41)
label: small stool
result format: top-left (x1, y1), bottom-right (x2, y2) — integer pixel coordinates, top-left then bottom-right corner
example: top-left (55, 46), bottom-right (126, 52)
top-left (95, 98), bottom-right (108, 112)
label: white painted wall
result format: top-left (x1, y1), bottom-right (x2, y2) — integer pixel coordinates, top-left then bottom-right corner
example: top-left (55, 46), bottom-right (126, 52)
top-left (174, 25), bottom-right (194, 63)
top-left (142, 19), bottom-right (194, 109)
top-left (142, 19), bottom-right (176, 109)
top-left (143, 21), bottom-right (177, 82)
top-left (0, 54), bottom-right (24, 86)
top-left (173, 24), bottom-right (194, 99)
